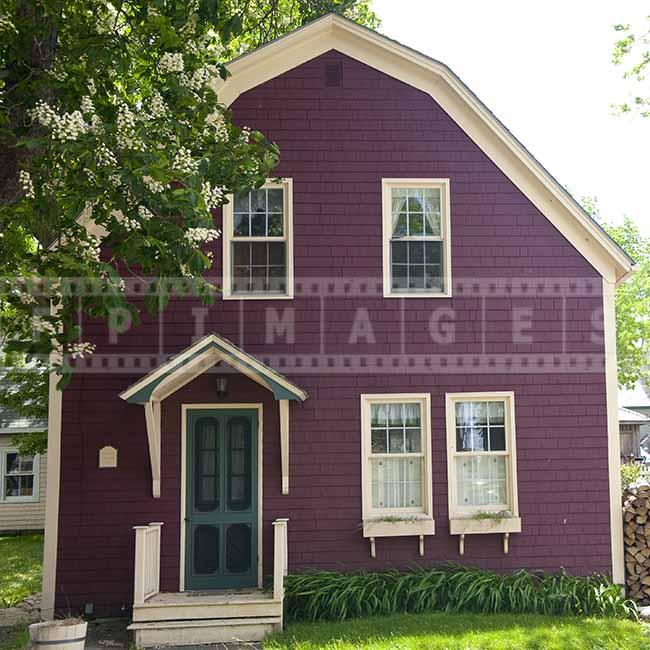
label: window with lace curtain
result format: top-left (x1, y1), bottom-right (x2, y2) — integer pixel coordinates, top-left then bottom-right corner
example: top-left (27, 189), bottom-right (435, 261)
top-left (361, 394), bottom-right (433, 521)
top-left (445, 392), bottom-right (519, 519)
top-left (381, 179), bottom-right (451, 298)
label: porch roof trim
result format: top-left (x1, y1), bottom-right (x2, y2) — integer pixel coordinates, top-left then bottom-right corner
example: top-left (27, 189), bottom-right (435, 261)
top-left (119, 333), bottom-right (309, 404)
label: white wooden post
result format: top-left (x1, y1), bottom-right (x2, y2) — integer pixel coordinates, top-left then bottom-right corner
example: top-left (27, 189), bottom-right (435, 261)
top-left (279, 400), bottom-right (289, 495)
top-left (272, 519), bottom-right (288, 601)
top-left (148, 522), bottom-right (163, 595)
top-left (133, 526), bottom-right (149, 606)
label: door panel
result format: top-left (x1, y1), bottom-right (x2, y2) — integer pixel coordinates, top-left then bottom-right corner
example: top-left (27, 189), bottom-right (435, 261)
top-left (185, 409), bottom-right (258, 590)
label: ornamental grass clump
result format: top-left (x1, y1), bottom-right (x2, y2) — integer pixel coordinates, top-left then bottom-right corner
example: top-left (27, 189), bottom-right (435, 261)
top-left (283, 564), bottom-right (637, 622)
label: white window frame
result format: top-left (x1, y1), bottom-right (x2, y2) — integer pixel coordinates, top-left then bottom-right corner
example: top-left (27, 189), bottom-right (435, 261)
top-left (222, 178), bottom-right (294, 300)
top-left (360, 393), bottom-right (434, 537)
top-left (445, 392), bottom-right (520, 531)
top-left (382, 178), bottom-right (452, 298)
top-left (1, 449), bottom-right (40, 503)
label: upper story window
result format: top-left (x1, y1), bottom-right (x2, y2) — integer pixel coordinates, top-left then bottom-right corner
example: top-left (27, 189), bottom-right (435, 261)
top-left (222, 178), bottom-right (293, 300)
top-left (382, 179), bottom-right (451, 298)
top-left (2, 450), bottom-right (39, 502)
top-left (361, 394), bottom-right (433, 520)
top-left (445, 392), bottom-right (519, 519)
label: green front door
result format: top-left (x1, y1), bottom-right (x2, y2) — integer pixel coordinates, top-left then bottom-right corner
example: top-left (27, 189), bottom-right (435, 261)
top-left (185, 409), bottom-right (258, 590)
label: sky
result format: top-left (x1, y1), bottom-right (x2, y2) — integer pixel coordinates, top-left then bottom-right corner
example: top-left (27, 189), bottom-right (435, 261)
top-left (374, 0), bottom-right (650, 235)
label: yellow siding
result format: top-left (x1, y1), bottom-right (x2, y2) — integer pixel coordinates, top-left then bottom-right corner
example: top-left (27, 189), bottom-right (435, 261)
top-left (0, 434), bottom-right (46, 531)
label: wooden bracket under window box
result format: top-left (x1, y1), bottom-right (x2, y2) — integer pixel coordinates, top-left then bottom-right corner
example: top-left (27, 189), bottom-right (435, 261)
top-left (449, 516), bottom-right (522, 536)
top-left (363, 517), bottom-right (435, 538)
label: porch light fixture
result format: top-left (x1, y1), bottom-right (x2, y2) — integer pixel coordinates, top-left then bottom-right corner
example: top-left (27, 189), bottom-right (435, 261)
top-left (215, 376), bottom-right (228, 398)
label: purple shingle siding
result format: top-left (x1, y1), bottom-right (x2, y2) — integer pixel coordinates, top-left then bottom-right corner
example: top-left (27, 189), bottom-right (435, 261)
top-left (54, 51), bottom-right (611, 615)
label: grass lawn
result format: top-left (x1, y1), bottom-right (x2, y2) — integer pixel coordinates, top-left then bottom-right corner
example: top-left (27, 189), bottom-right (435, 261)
top-left (0, 534), bottom-right (43, 608)
top-left (265, 612), bottom-right (650, 650)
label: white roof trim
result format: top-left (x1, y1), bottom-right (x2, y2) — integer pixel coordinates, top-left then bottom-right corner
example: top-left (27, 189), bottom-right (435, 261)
top-left (214, 13), bottom-right (634, 284)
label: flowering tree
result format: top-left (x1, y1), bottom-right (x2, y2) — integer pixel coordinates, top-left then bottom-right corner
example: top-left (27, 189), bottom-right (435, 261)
top-left (0, 0), bottom-right (378, 452)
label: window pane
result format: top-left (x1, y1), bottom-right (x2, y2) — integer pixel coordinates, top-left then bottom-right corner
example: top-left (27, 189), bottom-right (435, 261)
top-left (424, 241), bottom-right (442, 265)
top-left (233, 193), bottom-right (249, 212)
top-left (371, 428), bottom-right (387, 453)
top-left (408, 266), bottom-right (425, 289)
top-left (388, 404), bottom-right (403, 427)
top-left (268, 213), bottom-right (283, 236)
top-left (195, 418), bottom-right (219, 512)
top-left (371, 457), bottom-right (422, 509)
top-left (404, 403), bottom-right (420, 427)
top-left (409, 241), bottom-right (424, 264)
top-left (407, 190), bottom-right (423, 212)
top-left (391, 264), bottom-right (408, 290)
top-left (269, 266), bottom-right (286, 292)
top-left (251, 242), bottom-right (267, 265)
top-left (251, 189), bottom-right (266, 213)
top-left (20, 476), bottom-right (34, 497)
top-left (5, 453), bottom-right (18, 474)
top-left (267, 189), bottom-right (283, 213)
top-left (389, 428), bottom-right (404, 453)
top-left (228, 417), bottom-right (251, 511)
top-left (232, 242), bottom-right (250, 266)
top-left (424, 188), bottom-right (441, 236)
top-left (5, 476), bottom-right (19, 498)
top-left (393, 213), bottom-right (408, 237)
top-left (268, 242), bottom-right (285, 266)
top-left (408, 213), bottom-right (424, 236)
top-left (371, 404), bottom-right (387, 427)
top-left (250, 213), bottom-right (266, 236)
top-left (19, 457), bottom-right (33, 473)
top-left (405, 428), bottom-right (421, 452)
top-left (489, 427), bottom-right (506, 452)
top-left (456, 402), bottom-right (487, 427)
top-left (392, 241), bottom-right (407, 264)
top-left (456, 426), bottom-right (488, 452)
top-left (456, 455), bottom-right (507, 507)
top-left (233, 214), bottom-right (249, 237)
top-left (489, 401), bottom-right (505, 425)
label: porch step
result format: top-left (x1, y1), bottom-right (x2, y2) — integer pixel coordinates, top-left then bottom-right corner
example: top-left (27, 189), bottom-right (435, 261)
top-left (132, 589), bottom-right (282, 622)
top-left (128, 616), bottom-right (281, 647)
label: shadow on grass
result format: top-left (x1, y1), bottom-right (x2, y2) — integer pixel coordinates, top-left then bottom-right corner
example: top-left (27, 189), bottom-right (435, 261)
top-left (265, 612), bottom-right (650, 650)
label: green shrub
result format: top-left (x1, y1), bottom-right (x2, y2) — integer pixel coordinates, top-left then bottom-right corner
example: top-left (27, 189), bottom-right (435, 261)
top-left (283, 565), bottom-right (637, 622)
top-left (621, 461), bottom-right (642, 491)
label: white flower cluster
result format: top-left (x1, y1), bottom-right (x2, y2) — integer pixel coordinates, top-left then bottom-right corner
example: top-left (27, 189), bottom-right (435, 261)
top-left (201, 181), bottom-right (224, 210)
top-left (18, 290), bottom-right (37, 305)
top-left (0, 14), bottom-right (17, 33)
top-left (138, 205), bottom-right (154, 220)
top-left (159, 52), bottom-right (184, 74)
top-left (150, 91), bottom-right (167, 119)
top-left (79, 235), bottom-right (102, 263)
top-left (204, 110), bottom-right (228, 140)
top-left (239, 126), bottom-right (251, 144)
top-left (116, 104), bottom-right (144, 151)
top-left (80, 95), bottom-right (94, 116)
top-left (68, 342), bottom-right (96, 359)
top-left (19, 170), bottom-right (35, 199)
top-left (111, 209), bottom-right (139, 232)
top-left (31, 100), bottom-right (89, 142)
top-left (142, 175), bottom-right (166, 193)
top-left (184, 227), bottom-right (220, 246)
top-left (172, 147), bottom-right (199, 176)
top-left (87, 79), bottom-right (97, 96)
top-left (181, 67), bottom-right (211, 93)
top-left (32, 316), bottom-right (57, 336)
top-left (96, 144), bottom-right (118, 167)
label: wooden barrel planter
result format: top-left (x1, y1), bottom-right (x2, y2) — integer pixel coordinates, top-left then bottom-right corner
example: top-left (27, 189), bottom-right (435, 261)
top-left (29, 620), bottom-right (87, 650)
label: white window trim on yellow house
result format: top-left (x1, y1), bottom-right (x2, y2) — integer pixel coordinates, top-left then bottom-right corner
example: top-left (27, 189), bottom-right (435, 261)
top-left (381, 179), bottom-right (452, 298)
top-left (1, 449), bottom-right (40, 504)
top-left (445, 391), bottom-right (522, 536)
top-left (222, 178), bottom-right (294, 300)
top-left (360, 393), bottom-right (434, 539)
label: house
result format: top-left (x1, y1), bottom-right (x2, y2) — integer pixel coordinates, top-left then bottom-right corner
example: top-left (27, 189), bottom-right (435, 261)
top-left (620, 380), bottom-right (650, 452)
top-left (40, 14), bottom-right (635, 646)
top-left (0, 402), bottom-right (47, 532)
top-left (619, 406), bottom-right (650, 461)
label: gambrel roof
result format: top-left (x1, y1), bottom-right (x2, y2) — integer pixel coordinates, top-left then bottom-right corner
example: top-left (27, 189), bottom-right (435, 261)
top-left (214, 13), bottom-right (635, 285)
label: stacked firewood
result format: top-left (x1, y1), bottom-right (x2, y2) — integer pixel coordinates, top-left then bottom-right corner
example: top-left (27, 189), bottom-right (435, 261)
top-left (624, 483), bottom-right (650, 604)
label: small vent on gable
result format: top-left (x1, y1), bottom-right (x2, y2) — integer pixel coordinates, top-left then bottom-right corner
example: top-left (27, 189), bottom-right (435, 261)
top-left (324, 61), bottom-right (342, 87)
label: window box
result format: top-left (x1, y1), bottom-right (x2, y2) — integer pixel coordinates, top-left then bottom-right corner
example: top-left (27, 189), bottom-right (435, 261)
top-left (363, 516), bottom-right (435, 538)
top-left (449, 515), bottom-right (522, 536)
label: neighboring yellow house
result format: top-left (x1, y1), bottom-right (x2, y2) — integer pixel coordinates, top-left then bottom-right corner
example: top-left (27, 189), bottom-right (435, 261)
top-left (0, 405), bottom-right (47, 532)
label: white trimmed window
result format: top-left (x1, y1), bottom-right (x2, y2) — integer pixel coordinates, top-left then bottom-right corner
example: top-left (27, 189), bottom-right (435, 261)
top-left (446, 392), bottom-right (519, 520)
top-left (1, 450), bottom-right (39, 502)
top-left (382, 179), bottom-right (451, 298)
top-left (361, 394), bottom-right (433, 528)
top-left (222, 178), bottom-right (293, 299)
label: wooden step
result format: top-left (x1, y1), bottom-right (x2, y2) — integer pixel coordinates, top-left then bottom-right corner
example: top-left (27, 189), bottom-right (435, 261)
top-left (132, 590), bottom-right (282, 623)
top-left (129, 616), bottom-right (281, 647)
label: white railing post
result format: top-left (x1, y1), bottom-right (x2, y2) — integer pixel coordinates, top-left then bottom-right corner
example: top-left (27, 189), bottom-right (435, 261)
top-left (133, 526), bottom-right (148, 606)
top-left (133, 522), bottom-right (163, 606)
top-left (272, 519), bottom-right (289, 602)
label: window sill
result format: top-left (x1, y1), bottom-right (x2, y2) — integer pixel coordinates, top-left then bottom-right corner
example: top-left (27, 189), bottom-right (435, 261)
top-left (223, 293), bottom-right (293, 301)
top-left (383, 291), bottom-right (452, 299)
top-left (449, 516), bottom-right (522, 536)
top-left (363, 516), bottom-right (435, 538)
